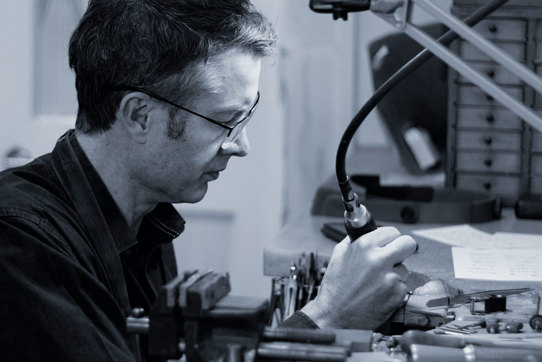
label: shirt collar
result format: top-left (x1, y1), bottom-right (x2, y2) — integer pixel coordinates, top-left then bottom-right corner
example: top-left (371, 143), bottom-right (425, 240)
top-left (68, 130), bottom-right (185, 252)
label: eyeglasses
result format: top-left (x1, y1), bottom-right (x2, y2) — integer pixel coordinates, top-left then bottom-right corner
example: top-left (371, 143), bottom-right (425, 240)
top-left (114, 86), bottom-right (259, 148)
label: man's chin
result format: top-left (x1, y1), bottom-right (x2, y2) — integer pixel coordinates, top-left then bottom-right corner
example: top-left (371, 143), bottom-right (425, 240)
top-left (174, 184), bottom-right (208, 204)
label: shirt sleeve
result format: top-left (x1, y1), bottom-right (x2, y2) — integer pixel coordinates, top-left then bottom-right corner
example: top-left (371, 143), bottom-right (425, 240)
top-left (279, 311), bottom-right (319, 329)
top-left (0, 216), bottom-right (135, 362)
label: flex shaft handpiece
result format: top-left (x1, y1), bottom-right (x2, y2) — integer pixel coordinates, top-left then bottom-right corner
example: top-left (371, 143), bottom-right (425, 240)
top-left (340, 178), bottom-right (377, 241)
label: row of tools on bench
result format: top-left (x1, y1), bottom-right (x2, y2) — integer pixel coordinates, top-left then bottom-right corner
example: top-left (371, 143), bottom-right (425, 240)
top-left (126, 269), bottom-right (542, 361)
top-left (268, 252), bottom-right (326, 325)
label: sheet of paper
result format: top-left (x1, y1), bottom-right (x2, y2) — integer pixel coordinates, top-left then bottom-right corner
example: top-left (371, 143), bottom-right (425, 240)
top-left (413, 225), bottom-right (542, 248)
top-left (492, 232), bottom-right (542, 248)
top-left (412, 224), bottom-right (493, 247)
top-left (452, 247), bottom-right (542, 281)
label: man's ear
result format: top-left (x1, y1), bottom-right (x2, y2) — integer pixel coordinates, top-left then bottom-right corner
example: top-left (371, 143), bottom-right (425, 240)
top-left (118, 92), bottom-right (152, 143)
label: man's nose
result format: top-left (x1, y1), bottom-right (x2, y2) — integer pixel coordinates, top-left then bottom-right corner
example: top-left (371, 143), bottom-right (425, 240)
top-left (222, 127), bottom-right (250, 156)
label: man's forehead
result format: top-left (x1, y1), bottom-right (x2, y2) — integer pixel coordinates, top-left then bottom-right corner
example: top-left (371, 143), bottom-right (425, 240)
top-left (191, 51), bottom-right (261, 107)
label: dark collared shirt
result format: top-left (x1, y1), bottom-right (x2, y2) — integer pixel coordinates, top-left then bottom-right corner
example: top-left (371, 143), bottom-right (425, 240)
top-left (0, 130), bottom-right (184, 361)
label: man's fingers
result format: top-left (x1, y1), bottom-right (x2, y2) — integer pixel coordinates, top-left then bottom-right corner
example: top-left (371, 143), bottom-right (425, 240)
top-left (393, 263), bottom-right (409, 283)
top-left (381, 235), bottom-right (418, 266)
top-left (352, 226), bottom-right (400, 248)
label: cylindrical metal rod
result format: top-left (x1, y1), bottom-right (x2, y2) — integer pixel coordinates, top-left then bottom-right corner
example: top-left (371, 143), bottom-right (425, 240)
top-left (257, 342), bottom-right (348, 361)
top-left (126, 316), bottom-right (150, 334)
top-left (262, 327), bottom-right (336, 344)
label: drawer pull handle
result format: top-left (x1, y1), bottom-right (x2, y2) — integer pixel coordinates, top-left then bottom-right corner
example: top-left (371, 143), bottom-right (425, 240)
top-left (488, 23), bottom-right (497, 33)
top-left (483, 181), bottom-right (492, 190)
top-left (484, 158), bottom-right (493, 167)
top-left (484, 136), bottom-right (493, 145)
top-left (486, 113), bottom-right (495, 123)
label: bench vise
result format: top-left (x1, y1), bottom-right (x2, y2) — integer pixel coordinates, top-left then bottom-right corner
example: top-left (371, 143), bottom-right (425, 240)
top-left (126, 270), bottom-right (371, 362)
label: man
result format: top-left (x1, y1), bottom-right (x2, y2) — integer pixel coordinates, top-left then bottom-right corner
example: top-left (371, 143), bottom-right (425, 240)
top-left (0, 0), bottom-right (417, 360)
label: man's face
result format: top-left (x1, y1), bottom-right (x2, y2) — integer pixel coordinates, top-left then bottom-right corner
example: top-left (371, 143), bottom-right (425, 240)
top-left (136, 48), bottom-right (262, 204)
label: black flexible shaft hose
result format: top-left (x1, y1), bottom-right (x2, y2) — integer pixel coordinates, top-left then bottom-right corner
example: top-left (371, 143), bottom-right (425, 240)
top-left (336, 0), bottom-right (509, 201)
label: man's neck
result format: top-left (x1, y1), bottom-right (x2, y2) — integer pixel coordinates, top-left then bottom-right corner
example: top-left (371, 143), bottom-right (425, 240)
top-left (75, 129), bottom-right (156, 231)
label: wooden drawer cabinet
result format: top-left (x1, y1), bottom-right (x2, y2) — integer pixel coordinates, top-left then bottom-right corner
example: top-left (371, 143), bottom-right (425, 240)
top-left (456, 151), bottom-right (521, 173)
top-left (448, 1), bottom-right (542, 206)
top-left (456, 107), bottom-right (523, 130)
top-left (455, 130), bottom-right (522, 151)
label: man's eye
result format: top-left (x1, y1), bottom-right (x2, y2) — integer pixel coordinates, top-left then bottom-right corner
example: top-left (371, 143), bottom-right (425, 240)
top-left (225, 112), bottom-right (245, 124)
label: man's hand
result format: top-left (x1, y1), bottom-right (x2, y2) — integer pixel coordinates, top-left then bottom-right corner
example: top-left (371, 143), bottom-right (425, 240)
top-left (301, 226), bottom-right (417, 330)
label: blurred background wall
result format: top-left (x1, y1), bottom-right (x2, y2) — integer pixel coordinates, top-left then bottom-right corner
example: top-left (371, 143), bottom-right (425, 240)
top-left (0, 0), bottom-right (451, 297)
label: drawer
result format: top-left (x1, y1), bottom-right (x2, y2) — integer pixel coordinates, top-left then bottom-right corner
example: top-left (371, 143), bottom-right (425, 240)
top-left (456, 151), bottom-right (521, 173)
top-left (459, 41), bottom-right (526, 62)
top-left (531, 108), bottom-right (542, 129)
top-left (456, 107), bottom-right (523, 130)
top-left (473, 19), bottom-right (527, 41)
top-left (531, 154), bottom-right (542, 174)
top-left (537, 43), bottom-right (542, 62)
top-left (535, 87), bottom-right (542, 106)
top-left (456, 173), bottom-right (520, 198)
top-left (531, 130), bottom-right (542, 151)
top-left (456, 130), bottom-right (521, 151)
top-left (457, 85), bottom-right (523, 106)
top-left (536, 21), bottom-right (542, 42)
top-left (458, 62), bottom-right (522, 85)
top-left (530, 176), bottom-right (542, 194)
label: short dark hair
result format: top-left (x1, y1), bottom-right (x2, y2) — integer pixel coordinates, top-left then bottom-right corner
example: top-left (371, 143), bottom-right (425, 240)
top-left (69, 0), bottom-right (277, 133)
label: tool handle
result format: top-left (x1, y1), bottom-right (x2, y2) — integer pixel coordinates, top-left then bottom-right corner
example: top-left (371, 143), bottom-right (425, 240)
top-left (345, 214), bottom-right (377, 241)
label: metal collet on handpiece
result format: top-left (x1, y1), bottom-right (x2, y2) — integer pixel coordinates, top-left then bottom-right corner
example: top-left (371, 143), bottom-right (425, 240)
top-left (343, 190), bottom-right (378, 241)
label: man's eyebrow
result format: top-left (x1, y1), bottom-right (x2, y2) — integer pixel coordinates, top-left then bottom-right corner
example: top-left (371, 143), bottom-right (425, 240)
top-left (210, 95), bottom-right (257, 118)
top-left (211, 108), bottom-right (245, 123)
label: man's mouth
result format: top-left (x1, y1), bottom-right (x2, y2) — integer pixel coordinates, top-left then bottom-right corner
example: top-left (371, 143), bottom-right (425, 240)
top-left (205, 171), bottom-right (220, 180)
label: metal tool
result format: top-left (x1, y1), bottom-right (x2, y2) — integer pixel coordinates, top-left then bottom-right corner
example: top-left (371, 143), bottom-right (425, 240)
top-left (530, 295), bottom-right (542, 332)
top-left (389, 293), bottom-right (455, 333)
top-left (451, 320), bottom-right (486, 331)
top-left (284, 264), bottom-right (298, 319)
top-left (485, 318), bottom-right (500, 334)
top-left (503, 320), bottom-right (523, 334)
top-left (268, 253), bottom-right (327, 325)
top-left (437, 325), bottom-right (477, 335)
top-left (426, 288), bottom-right (532, 315)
